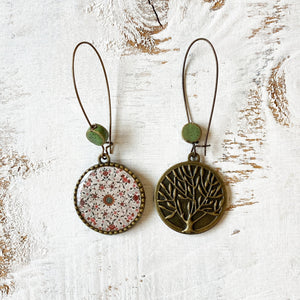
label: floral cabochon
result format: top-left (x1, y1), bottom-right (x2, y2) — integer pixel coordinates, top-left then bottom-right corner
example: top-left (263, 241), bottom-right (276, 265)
top-left (74, 163), bottom-right (145, 234)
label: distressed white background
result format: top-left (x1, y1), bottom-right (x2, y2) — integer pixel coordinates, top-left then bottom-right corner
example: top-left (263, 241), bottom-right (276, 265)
top-left (0, 0), bottom-right (300, 299)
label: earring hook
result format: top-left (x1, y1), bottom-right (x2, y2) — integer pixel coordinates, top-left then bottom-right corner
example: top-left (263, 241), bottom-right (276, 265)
top-left (182, 38), bottom-right (219, 156)
top-left (72, 41), bottom-right (113, 153)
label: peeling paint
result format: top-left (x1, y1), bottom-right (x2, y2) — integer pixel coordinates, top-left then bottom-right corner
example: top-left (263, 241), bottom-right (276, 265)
top-left (0, 130), bottom-right (42, 295)
top-left (216, 3), bottom-right (289, 212)
top-left (219, 89), bottom-right (265, 185)
top-left (231, 229), bottom-right (240, 235)
top-left (0, 152), bottom-right (28, 295)
top-left (203, 0), bottom-right (225, 10)
top-left (87, 0), bottom-right (170, 54)
top-left (226, 201), bottom-right (258, 211)
top-left (267, 58), bottom-right (290, 126)
top-left (217, 88), bottom-right (265, 211)
top-left (248, 2), bottom-right (288, 40)
top-left (0, 0), bottom-right (298, 297)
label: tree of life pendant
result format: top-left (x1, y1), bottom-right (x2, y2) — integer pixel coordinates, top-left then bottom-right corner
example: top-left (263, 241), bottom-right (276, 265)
top-left (155, 160), bottom-right (226, 234)
top-left (74, 162), bottom-right (145, 234)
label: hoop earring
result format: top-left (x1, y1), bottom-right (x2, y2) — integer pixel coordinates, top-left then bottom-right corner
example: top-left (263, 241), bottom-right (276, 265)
top-left (72, 42), bottom-right (145, 235)
top-left (154, 38), bottom-right (227, 234)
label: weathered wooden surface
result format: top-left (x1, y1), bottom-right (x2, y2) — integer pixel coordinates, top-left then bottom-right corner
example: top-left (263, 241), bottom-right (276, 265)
top-left (0, 0), bottom-right (299, 299)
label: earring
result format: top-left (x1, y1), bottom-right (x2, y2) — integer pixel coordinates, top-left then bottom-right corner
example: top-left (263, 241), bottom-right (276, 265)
top-left (72, 42), bottom-right (145, 235)
top-left (154, 38), bottom-right (227, 234)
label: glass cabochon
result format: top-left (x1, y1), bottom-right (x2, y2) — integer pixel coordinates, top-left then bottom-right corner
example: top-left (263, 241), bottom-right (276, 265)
top-left (75, 164), bottom-right (145, 234)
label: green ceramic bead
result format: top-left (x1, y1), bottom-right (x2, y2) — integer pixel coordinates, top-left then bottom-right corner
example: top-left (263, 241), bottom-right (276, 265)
top-left (86, 124), bottom-right (108, 146)
top-left (182, 123), bottom-right (202, 143)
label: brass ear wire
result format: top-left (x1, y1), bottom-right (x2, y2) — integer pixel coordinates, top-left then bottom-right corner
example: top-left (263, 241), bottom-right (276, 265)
top-left (182, 38), bottom-right (219, 156)
top-left (72, 41), bottom-right (113, 154)
top-left (155, 39), bottom-right (226, 235)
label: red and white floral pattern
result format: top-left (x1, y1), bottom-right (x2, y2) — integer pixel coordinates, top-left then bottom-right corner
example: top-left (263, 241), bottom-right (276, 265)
top-left (76, 166), bottom-right (142, 232)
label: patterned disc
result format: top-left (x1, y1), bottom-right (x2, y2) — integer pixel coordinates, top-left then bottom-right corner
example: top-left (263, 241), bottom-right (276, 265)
top-left (155, 161), bottom-right (226, 234)
top-left (74, 162), bottom-right (145, 234)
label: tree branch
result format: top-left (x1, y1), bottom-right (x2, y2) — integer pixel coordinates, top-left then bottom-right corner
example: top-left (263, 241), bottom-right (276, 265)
top-left (158, 205), bottom-right (174, 213)
top-left (192, 212), bottom-right (207, 225)
top-left (165, 210), bottom-right (177, 220)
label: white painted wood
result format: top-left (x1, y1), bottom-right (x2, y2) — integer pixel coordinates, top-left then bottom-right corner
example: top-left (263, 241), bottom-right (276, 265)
top-left (0, 0), bottom-right (299, 299)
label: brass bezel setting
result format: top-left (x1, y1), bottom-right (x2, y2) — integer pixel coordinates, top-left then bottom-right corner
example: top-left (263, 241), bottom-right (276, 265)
top-left (74, 162), bottom-right (145, 235)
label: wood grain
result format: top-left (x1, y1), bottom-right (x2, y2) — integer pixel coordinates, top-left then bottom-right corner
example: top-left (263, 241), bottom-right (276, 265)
top-left (203, 0), bottom-right (225, 11)
top-left (0, 137), bottom-right (41, 296)
top-left (0, 0), bottom-right (299, 299)
top-left (86, 0), bottom-right (171, 54)
top-left (268, 58), bottom-right (290, 126)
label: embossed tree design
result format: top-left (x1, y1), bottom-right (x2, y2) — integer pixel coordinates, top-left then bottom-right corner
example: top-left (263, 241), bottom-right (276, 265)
top-left (157, 164), bottom-right (225, 233)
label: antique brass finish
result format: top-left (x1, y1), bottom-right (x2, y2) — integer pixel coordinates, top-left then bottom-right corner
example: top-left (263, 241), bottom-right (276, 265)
top-left (182, 38), bottom-right (218, 156)
top-left (72, 42), bottom-right (145, 235)
top-left (154, 38), bottom-right (227, 234)
top-left (72, 41), bottom-right (113, 152)
top-left (74, 162), bottom-right (145, 235)
top-left (155, 161), bottom-right (226, 234)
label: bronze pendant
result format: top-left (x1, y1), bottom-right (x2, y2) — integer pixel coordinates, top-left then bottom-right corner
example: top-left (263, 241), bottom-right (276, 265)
top-left (74, 162), bottom-right (145, 235)
top-left (155, 160), bottom-right (226, 234)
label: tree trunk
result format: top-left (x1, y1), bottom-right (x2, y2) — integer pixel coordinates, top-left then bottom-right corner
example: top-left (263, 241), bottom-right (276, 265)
top-left (182, 215), bottom-right (194, 234)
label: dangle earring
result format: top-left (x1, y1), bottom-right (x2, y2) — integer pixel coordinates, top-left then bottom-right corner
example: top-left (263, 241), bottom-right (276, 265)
top-left (154, 38), bottom-right (227, 234)
top-left (72, 42), bottom-right (145, 234)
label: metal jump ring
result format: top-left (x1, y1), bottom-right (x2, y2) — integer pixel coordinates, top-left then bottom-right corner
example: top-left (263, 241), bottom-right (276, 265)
top-left (188, 152), bottom-right (200, 162)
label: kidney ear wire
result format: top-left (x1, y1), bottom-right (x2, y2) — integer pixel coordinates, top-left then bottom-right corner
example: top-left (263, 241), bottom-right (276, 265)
top-left (182, 38), bottom-right (219, 156)
top-left (72, 41), bottom-right (113, 154)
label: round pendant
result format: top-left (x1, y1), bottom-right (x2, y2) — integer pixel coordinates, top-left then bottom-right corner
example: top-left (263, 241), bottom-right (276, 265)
top-left (74, 162), bottom-right (145, 234)
top-left (155, 161), bottom-right (226, 234)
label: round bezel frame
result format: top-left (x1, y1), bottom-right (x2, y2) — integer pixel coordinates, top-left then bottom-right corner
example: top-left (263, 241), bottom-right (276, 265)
top-left (74, 162), bottom-right (145, 235)
top-left (154, 160), bottom-right (227, 234)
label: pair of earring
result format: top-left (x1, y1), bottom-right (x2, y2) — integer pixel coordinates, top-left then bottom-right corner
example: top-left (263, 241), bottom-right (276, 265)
top-left (72, 39), bottom-right (227, 235)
